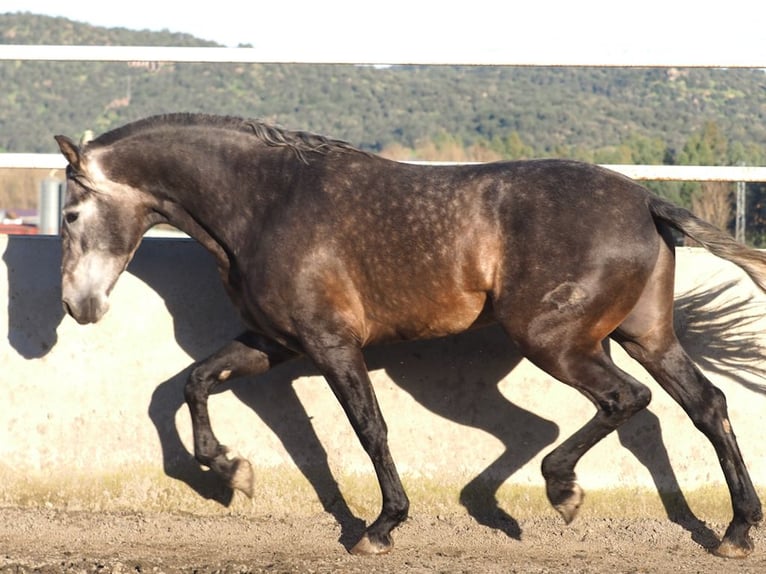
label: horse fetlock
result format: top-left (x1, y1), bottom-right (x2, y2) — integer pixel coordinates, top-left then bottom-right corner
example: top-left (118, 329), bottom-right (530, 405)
top-left (350, 532), bottom-right (394, 556)
top-left (747, 503), bottom-right (763, 525)
top-left (731, 500), bottom-right (762, 529)
top-left (221, 445), bottom-right (239, 460)
top-left (384, 497), bottom-right (410, 525)
top-left (202, 447), bottom-right (255, 497)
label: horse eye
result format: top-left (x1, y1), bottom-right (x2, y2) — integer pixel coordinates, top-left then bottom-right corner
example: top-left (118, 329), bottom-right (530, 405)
top-left (64, 212), bottom-right (79, 224)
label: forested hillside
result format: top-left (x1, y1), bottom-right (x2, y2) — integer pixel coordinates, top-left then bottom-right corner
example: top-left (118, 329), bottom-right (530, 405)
top-left (2, 13), bottom-right (765, 160)
top-left (2, 12), bottom-right (766, 240)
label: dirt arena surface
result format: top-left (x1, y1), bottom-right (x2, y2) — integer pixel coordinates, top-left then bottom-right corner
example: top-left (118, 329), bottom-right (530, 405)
top-left (1, 507), bottom-right (765, 574)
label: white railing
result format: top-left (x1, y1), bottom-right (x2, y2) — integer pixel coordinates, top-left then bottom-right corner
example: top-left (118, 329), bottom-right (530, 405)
top-left (4, 154), bottom-right (766, 185)
top-left (0, 154), bottom-right (65, 170)
top-left (1, 44), bottom-right (765, 68)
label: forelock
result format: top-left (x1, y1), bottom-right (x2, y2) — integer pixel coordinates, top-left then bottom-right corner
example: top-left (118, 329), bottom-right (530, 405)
top-left (73, 148), bottom-right (142, 203)
top-left (81, 150), bottom-right (110, 187)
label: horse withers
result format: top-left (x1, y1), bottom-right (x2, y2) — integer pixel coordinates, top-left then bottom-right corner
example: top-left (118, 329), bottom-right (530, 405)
top-left (55, 113), bottom-right (764, 558)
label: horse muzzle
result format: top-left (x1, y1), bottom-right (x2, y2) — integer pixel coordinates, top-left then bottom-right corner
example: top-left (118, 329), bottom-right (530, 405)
top-left (62, 295), bottom-right (110, 325)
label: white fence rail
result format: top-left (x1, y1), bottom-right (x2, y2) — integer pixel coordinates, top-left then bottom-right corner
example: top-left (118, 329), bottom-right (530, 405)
top-left (3, 153), bottom-right (766, 184)
top-left (2, 44), bottom-right (766, 68)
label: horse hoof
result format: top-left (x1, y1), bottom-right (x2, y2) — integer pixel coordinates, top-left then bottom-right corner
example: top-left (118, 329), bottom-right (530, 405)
top-left (554, 483), bottom-right (584, 525)
top-left (229, 457), bottom-right (255, 498)
top-left (713, 538), bottom-right (753, 559)
top-left (350, 533), bottom-right (393, 556)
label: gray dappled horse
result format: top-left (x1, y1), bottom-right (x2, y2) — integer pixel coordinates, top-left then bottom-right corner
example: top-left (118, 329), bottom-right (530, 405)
top-left (55, 113), bottom-right (764, 558)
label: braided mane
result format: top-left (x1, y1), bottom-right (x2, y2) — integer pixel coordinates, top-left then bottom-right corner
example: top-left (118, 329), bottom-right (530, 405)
top-left (90, 113), bottom-right (362, 162)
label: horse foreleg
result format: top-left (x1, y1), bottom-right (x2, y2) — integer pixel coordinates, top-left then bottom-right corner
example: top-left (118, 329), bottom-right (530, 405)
top-left (304, 339), bottom-right (409, 556)
top-left (184, 331), bottom-right (295, 496)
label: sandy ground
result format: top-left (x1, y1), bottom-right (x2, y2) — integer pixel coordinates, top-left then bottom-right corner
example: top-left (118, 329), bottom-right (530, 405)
top-left (2, 506), bottom-right (765, 574)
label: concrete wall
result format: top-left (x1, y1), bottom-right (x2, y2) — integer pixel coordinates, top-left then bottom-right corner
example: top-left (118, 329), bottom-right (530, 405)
top-left (2, 235), bottom-right (766, 516)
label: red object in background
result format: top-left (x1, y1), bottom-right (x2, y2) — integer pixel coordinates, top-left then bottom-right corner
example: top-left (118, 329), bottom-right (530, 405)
top-left (0, 224), bottom-right (38, 235)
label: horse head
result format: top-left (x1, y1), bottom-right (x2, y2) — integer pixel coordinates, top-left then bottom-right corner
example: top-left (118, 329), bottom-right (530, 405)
top-left (54, 135), bottom-right (161, 324)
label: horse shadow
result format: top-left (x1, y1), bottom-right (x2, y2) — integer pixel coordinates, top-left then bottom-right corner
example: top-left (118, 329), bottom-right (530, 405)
top-left (3, 236), bottom-right (65, 360)
top-left (6, 237), bottom-right (763, 551)
top-left (125, 241), bottom-right (758, 549)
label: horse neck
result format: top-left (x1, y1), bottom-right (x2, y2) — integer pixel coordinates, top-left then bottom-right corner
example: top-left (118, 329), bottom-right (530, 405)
top-left (147, 144), bottom-right (294, 269)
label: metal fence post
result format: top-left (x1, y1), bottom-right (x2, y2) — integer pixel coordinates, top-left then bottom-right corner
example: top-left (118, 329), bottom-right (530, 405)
top-left (38, 178), bottom-right (65, 235)
top-left (735, 180), bottom-right (746, 244)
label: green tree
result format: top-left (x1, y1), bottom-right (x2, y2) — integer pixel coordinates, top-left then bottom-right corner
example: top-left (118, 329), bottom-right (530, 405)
top-left (676, 122), bottom-right (732, 233)
top-left (490, 132), bottom-right (534, 159)
top-left (678, 121), bottom-right (728, 166)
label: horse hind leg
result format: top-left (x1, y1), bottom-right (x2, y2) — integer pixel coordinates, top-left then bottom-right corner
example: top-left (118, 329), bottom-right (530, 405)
top-left (613, 235), bottom-right (762, 558)
top-left (615, 325), bottom-right (762, 558)
top-left (531, 346), bottom-right (652, 524)
top-left (184, 331), bottom-right (295, 496)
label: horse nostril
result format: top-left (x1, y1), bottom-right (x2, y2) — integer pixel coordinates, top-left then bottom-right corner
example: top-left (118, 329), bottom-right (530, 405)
top-left (62, 299), bottom-right (74, 317)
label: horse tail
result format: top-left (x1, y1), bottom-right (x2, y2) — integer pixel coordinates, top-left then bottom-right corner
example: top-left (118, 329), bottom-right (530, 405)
top-left (647, 194), bottom-right (766, 294)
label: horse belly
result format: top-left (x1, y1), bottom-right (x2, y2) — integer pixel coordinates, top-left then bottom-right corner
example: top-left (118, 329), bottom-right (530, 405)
top-left (360, 237), bottom-right (499, 343)
top-left (364, 290), bottom-right (490, 344)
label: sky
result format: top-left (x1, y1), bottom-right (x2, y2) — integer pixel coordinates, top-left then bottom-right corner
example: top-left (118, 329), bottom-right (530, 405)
top-left (2, 0), bottom-right (765, 67)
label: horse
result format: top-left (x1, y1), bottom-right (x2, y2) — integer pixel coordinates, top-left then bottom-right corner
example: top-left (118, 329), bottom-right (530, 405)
top-left (55, 113), bottom-right (764, 559)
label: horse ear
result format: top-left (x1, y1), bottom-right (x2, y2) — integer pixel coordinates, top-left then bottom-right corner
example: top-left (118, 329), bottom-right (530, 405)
top-left (54, 135), bottom-right (83, 171)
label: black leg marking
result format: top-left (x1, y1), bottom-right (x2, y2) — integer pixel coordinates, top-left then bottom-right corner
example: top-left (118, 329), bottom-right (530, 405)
top-left (619, 335), bottom-right (762, 558)
top-left (304, 339), bottom-right (409, 555)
